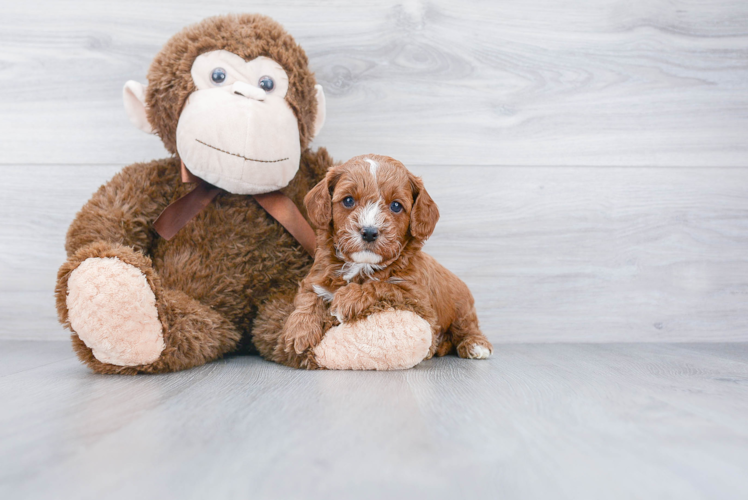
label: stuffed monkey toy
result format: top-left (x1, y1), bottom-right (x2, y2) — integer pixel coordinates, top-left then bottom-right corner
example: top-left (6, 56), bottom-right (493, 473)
top-left (55, 14), bottom-right (432, 374)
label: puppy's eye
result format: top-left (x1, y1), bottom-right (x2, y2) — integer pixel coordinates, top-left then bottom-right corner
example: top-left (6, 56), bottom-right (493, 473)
top-left (390, 201), bottom-right (403, 213)
top-left (342, 196), bottom-right (355, 208)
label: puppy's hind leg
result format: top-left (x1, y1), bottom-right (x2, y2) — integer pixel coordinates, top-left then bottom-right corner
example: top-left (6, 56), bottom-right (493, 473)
top-left (449, 303), bottom-right (493, 360)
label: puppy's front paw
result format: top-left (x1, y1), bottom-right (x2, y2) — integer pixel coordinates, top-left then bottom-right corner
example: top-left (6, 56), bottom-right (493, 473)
top-left (282, 313), bottom-right (323, 355)
top-left (457, 338), bottom-right (493, 360)
top-left (330, 283), bottom-right (373, 323)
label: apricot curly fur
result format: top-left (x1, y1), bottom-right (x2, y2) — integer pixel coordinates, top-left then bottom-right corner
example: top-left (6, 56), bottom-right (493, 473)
top-left (262, 155), bottom-right (493, 368)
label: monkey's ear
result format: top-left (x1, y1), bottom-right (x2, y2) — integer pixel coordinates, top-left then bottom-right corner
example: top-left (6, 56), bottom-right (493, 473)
top-left (123, 81), bottom-right (154, 134)
top-left (311, 84), bottom-right (326, 139)
top-left (408, 173), bottom-right (440, 241)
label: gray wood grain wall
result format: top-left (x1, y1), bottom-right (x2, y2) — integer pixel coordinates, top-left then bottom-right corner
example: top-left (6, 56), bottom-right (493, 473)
top-left (1, 0), bottom-right (747, 341)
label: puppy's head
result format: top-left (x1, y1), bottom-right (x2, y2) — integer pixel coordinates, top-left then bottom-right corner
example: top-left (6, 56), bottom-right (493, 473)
top-left (304, 154), bottom-right (439, 267)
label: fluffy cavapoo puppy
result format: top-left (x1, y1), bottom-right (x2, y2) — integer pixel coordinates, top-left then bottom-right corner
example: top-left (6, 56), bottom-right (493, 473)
top-left (275, 154), bottom-right (493, 368)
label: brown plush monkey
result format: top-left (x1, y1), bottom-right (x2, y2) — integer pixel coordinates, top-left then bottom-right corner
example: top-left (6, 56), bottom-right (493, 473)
top-left (55, 14), bottom-right (433, 373)
top-left (54, 14), bottom-right (333, 374)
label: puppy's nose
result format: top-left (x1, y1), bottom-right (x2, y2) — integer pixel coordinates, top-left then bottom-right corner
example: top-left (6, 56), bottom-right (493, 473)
top-left (361, 226), bottom-right (379, 243)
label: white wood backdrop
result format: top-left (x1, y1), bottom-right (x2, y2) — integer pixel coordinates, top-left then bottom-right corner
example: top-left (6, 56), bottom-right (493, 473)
top-left (1, 0), bottom-right (747, 341)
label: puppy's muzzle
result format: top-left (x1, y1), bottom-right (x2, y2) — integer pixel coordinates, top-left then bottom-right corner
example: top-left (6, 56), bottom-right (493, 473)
top-left (361, 226), bottom-right (379, 243)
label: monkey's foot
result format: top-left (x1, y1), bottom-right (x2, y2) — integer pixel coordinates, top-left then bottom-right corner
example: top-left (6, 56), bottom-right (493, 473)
top-left (313, 310), bottom-right (431, 370)
top-left (66, 257), bottom-right (165, 366)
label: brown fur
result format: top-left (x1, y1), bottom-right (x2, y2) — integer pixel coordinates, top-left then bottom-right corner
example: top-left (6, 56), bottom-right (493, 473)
top-left (55, 14), bottom-right (334, 374)
top-left (254, 155), bottom-right (493, 368)
top-left (56, 149), bottom-right (332, 374)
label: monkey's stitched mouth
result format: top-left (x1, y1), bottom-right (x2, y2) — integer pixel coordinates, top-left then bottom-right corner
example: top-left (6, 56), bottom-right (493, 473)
top-left (195, 139), bottom-right (289, 163)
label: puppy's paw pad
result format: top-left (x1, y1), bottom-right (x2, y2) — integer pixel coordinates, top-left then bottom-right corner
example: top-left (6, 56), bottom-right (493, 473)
top-left (468, 344), bottom-right (492, 359)
top-left (457, 341), bottom-right (492, 360)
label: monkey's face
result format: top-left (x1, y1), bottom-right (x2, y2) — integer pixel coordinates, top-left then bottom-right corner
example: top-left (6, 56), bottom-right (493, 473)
top-left (175, 50), bottom-right (301, 194)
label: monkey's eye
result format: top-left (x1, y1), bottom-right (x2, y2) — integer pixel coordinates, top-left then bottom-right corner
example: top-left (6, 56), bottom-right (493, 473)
top-left (342, 196), bottom-right (355, 208)
top-left (210, 67), bottom-right (227, 85)
top-left (258, 76), bottom-right (275, 92)
top-left (390, 201), bottom-right (403, 213)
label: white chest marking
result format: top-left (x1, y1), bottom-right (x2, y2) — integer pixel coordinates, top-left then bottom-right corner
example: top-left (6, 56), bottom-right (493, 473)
top-left (312, 284), bottom-right (335, 303)
top-left (351, 250), bottom-right (383, 264)
top-left (338, 261), bottom-right (384, 282)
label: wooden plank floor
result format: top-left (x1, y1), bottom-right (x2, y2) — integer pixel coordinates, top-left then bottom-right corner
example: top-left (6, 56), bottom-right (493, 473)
top-left (1, 340), bottom-right (747, 500)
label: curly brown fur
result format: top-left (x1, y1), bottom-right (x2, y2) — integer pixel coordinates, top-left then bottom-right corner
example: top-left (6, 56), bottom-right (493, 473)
top-left (55, 14), bottom-right (335, 374)
top-left (57, 151), bottom-right (332, 374)
top-left (267, 155), bottom-right (492, 368)
top-left (146, 14), bottom-right (319, 155)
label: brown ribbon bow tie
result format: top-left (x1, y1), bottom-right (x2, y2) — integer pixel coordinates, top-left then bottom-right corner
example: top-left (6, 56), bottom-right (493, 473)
top-left (153, 162), bottom-right (317, 256)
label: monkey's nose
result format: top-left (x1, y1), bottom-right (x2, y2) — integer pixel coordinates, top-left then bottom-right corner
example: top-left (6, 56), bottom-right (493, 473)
top-left (232, 81), bottom-right (266, 101)
top-left (361, 227), bottom-right (379, 243)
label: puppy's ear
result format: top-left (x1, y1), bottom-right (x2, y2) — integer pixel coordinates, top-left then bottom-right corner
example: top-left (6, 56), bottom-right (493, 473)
top-left (304, 168), bottom-right (339, 229)
top-left (408, 173), bottom-right (440, 241)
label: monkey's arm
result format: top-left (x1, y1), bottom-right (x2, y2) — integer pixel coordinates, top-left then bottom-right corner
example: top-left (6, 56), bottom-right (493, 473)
top-left (65, 158), bottom-right (178, 257)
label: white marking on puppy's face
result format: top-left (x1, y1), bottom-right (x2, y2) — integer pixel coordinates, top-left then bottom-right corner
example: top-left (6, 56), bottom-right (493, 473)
top-left (312, 284), bottom-right (335, 303)
top-left (356, 201), bottom-right (384, 229)
top-left (329, 155), bottom-right (413, 276)
top-left (351, 251), bottom-right (383, 264)
top-left (365, 158), bottom-right (378, 180)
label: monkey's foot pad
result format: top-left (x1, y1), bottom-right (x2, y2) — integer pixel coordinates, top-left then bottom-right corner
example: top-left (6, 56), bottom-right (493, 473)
top-left (314, 310), bottom-right (432, 370)
top-left (66, 257), bottom-right (165, 366)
